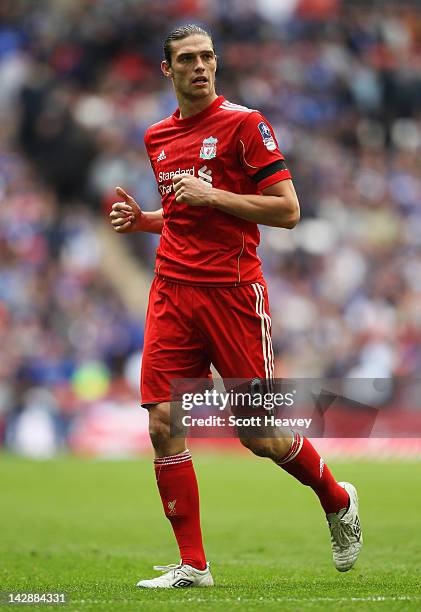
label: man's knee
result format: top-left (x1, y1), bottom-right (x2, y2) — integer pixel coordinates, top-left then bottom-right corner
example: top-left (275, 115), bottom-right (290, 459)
top-left (149, 420), bottom-right (171, 450)
top-left (148, 402), bottom-right (186, 457)
top-left (149, 403), bottom-right (171, 449)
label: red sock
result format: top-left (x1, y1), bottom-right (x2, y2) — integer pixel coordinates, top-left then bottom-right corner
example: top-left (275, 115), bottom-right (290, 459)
top-left (154, 450), bottom-right (206, 570)
top-left (277, 433), bottom-right (349, 514)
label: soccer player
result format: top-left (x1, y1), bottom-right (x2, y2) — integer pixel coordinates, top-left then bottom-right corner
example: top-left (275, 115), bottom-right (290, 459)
top-left (109, 24), bottom-right (362, 588)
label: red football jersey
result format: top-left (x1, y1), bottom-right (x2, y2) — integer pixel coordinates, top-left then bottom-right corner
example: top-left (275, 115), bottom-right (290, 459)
top-left (144, 95), bottom-right (291, 285)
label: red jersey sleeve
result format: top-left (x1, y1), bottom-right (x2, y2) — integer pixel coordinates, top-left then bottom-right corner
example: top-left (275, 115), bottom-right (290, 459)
top-left (144, 129), bottom-right (153, 167)
top-left (144, 128), bottom-right (159, 192)
top-left (238, 112), bottom-right (292, 191)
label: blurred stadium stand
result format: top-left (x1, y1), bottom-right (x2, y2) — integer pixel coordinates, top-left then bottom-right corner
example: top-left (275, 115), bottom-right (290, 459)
top-left (0, 0), bottom-right (420, 456)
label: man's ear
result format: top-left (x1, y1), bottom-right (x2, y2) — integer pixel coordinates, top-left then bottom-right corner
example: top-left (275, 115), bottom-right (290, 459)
top-left (161, 60), bottom-right (172, 79)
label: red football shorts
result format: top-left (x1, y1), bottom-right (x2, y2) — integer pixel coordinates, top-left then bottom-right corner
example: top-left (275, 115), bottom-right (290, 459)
top-left (140, 276), bottom-right (274, 406)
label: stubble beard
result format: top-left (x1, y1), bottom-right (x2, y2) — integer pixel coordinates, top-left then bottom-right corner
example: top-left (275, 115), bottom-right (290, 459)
top-left (175, 74), bottom-right (215, 101)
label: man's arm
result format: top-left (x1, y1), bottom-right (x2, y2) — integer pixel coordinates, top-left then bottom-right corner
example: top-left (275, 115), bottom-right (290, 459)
top-left (172, 175), bottom-right (300, 229)
top-left (210, 179), bottom-right (300, 229)
top-left (109, 187), bottom-right (164, 235)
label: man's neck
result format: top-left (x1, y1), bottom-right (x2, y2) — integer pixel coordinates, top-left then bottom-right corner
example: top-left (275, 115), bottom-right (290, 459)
top-left (177, 92), bottom-right (218, 119)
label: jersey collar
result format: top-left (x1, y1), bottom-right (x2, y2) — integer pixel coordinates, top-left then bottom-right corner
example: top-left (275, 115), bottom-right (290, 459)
top-left (171, 95), bottom-right (225, 127)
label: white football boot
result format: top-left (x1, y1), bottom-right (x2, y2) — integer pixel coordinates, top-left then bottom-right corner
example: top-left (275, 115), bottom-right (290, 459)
top-left (136, 562), bottom-right (214, 589)
top-left (327, 481), bottom-right (363, 572)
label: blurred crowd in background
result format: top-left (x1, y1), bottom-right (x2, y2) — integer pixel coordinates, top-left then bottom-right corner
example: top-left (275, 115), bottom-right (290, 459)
top-left (0, 0), bottom-right (420, 455)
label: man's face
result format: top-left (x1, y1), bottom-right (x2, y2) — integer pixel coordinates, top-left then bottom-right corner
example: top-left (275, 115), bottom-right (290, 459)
top-left (162, 34), bottom-right (217, 100)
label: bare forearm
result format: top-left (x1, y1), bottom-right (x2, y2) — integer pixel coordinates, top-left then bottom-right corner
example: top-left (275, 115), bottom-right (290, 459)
top-left (209, 188), bottom-right (299, 229)
top-left (138, 209), bottom-right (164, 234)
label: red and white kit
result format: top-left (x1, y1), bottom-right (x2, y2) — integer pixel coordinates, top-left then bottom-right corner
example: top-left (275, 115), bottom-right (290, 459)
top-left (138, 96), bottom-right (361, 583)
top-left (141, 96), bottom-right (291, 405)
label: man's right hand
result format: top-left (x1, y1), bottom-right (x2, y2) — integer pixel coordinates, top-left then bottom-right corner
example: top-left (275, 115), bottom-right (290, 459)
top-left (109, 186), bottom-right (143, 233)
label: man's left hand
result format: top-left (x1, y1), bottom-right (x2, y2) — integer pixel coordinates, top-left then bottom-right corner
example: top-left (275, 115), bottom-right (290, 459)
top-left (172, 174), bottom-right (213, 206)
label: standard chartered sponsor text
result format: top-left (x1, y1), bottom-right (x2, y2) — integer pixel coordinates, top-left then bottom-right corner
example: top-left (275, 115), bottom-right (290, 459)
top-left (158, 166), bottom-right (195, 183)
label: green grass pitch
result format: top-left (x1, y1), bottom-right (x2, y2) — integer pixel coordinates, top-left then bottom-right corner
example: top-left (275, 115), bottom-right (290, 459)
top-left (1, 452), bottom-right (421, 611)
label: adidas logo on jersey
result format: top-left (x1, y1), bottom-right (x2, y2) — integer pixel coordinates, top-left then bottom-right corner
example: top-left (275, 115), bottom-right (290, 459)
top-left (157, 149), bottom-right (166, 162)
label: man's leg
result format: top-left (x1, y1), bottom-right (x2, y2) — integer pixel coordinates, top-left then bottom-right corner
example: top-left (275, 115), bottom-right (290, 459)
top-left (192, 281), bottom-right (362, 571)
top-left (239, 433), bottom-right (349, 514)
top-left (240, 432), bottom-right (363, 572)
top-left (137, 279), bottom-right (213, 587)
top-left (148, 402), bottom-right (207, 571)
